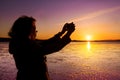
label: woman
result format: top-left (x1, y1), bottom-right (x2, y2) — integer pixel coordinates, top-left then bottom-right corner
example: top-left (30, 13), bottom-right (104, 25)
top-left (8, 16), bottom-right (75, 80)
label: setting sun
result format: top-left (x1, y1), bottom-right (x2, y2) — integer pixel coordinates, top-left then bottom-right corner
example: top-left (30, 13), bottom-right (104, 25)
top-left (86, 35), bottom-right (92, 41)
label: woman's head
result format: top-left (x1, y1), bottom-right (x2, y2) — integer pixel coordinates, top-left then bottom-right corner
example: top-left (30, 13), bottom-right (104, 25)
top-left (8, 16), bottom-right (36, 39)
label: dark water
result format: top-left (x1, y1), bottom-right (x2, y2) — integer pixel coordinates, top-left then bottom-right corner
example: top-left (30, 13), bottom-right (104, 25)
top-left (0, 42), bottom-right (120, 80)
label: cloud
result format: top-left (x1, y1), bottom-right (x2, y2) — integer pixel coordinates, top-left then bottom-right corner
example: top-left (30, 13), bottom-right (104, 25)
top-left (71, 6), bottom-right (120, 22)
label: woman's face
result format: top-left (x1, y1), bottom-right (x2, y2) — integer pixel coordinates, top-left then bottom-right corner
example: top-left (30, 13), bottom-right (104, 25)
top-left (29, 21), bottom-right (37, 40)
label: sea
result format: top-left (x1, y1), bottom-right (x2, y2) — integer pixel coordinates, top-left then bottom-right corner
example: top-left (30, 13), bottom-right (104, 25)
top-left (0, 42), bottom-right (120, 80)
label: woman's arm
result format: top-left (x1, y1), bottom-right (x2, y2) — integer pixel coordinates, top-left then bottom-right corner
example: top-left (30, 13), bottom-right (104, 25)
top-left (40, 23), bottom-right (75, 55)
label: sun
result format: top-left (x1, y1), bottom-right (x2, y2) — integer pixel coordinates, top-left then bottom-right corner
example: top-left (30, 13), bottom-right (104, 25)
top-left (86, 35), bottom-right (91, 41)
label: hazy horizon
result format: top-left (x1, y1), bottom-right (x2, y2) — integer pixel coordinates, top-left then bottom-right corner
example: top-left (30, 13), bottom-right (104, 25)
top-left (0, 37), bottom-right (120, 42)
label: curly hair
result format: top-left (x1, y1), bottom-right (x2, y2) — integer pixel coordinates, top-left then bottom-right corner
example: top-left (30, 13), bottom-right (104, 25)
top-left (8, 16), bottom-right (36, 38)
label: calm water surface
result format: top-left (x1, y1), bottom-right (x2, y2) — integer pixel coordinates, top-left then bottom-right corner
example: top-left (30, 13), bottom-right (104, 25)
top-left (0, 42), bottom-right (120, 80)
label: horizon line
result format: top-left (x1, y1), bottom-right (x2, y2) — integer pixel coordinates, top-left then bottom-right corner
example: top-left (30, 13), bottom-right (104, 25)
top-left (0, 37), bottom-right (120, 42)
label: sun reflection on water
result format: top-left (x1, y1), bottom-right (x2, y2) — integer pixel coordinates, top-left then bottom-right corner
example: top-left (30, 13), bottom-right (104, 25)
top-left (82, 41), bottom-right (94, 58)
top-left (87, 42), bottom-right (91, 51)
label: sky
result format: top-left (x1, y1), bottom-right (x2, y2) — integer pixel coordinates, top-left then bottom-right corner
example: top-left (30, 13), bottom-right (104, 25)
top-left (0, 0), bottom-right (120, 40)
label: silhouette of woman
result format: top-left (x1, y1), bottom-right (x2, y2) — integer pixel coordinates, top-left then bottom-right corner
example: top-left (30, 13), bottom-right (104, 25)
top-left (8, 16), bottom-right (75, 80)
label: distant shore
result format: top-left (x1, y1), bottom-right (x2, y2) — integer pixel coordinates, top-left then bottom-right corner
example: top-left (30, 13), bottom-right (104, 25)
top-left (0, 37), bottom-right (120, 42)
top-left (72, 40), bottom-right (120, 42)
top-left (0, 38), bottom-right (10, 42)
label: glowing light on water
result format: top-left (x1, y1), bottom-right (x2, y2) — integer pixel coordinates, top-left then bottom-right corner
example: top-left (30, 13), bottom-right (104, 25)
top-left (87, 42), bottom-right (91, 51)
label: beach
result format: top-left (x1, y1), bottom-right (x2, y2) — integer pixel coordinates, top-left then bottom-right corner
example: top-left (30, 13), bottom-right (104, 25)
top-left (0, 42), bottom-right (120, 80)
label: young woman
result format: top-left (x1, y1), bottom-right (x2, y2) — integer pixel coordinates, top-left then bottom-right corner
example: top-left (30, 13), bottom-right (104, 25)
top-left (8, 16), bottom-right (75, 80)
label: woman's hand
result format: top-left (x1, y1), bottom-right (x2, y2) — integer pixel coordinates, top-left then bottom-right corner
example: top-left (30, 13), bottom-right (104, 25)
top-left (60, 22), bottom-right (75, 38)
top-left (67, 22), bottom-right (75, 34)
top-left (61, 23), bottom-right (69, 34)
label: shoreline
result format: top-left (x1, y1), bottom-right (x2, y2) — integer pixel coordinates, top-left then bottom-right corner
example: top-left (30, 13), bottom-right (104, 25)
top-left (0, 38), bottom-right (120, 42)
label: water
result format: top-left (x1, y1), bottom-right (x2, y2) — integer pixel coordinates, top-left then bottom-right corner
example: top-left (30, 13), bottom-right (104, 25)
top-left (0, 42), bottom-right (120, 80)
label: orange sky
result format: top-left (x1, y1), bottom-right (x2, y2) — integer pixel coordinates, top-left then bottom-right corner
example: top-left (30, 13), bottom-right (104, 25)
top-left (0, 0), bottom-right (120, 40)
